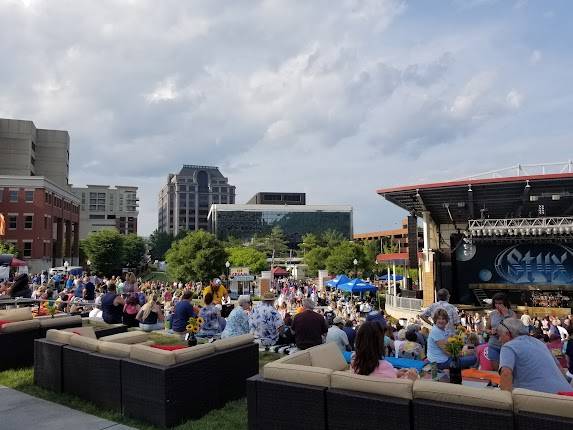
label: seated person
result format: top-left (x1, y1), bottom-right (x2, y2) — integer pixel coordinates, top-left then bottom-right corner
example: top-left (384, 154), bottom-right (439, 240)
top-left (221, 295), bottom-right (251, 339)
top-left (351, 322), bottom-right (417, 380)
top-left (136, 294), bottom-right (164, 332)
top-left (398, 330), bottom-right (426, 360)
top-left (325, 317), bottom-right (350, 354)
top-left (249, 292), bottom-right (284, 346)
top-left (427, 309), bottom-right (476, 370)
top-left (101, 284), bottom-right (125, 324)
top-left (171, 290), bottom-right (197, 335)
top-left (197, 293), bottom-right (221, 337)
top-left (498, 318), bottom-right (572, 393)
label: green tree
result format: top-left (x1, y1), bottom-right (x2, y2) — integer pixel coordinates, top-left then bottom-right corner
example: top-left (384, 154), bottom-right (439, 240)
top-left (226, 246), bottom-right (268, 274)
top-left (304, 246), bottom-right (331, 276)
top-left (147, 229), bottom-right (174, 261)
top-left (253, 226), bottom-right (289, 257)
top-left (299, 233), bottom-right (321, 253)
top-left (382, 239), bottom-right (399, 254)
top-left (322, 229), bottom-right (345, 248)
top-left (326, 241), bottom-right (367, 276)
top-left (165, 230), bottom-right (228, 282)
top-left (362, 239), bottom-right (380, 275)
top-left (81, 230), bottom-right (125, 276)
top-left (0, 240), bottom-right (18, 256)
top-left (123, 234), bottom-right (147, 269)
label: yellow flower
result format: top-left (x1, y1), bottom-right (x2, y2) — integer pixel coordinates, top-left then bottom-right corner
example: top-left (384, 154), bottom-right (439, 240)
top-left (192, 325), bottom-right (200, 333)
top-left (197, 317), bottom-right (204, 325)
top-left (186, 324), bottom-right (194, 331)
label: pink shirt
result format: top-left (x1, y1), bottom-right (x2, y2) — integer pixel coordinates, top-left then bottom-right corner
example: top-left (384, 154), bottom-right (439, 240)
top-left (352, 359), bottom-right (398, 379)
top-left (476, 343), bottom-right (495, 371)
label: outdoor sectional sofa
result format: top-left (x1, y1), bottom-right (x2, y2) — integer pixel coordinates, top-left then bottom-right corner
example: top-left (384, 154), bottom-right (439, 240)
top-left (0, 307), bottom-right (83, 371)
top-left (247, 342), bottom-right (573, 430)
top-left (34, 330), bottom-right (259, 428)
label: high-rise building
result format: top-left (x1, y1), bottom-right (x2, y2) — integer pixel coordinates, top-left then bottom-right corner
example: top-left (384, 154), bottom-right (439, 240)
top-left (0, 118), bottom-right (79, 272)
top-left (71, 185), bottom-right (139, 239)
top-left (0, 118), bottom-right (70, 189)
top-left (158, 165), bottom-right (235, 234)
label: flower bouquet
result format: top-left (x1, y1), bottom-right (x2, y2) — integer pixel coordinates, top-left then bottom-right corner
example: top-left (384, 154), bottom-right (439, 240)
top-left (445, 334), bottom-right (465, 384)
top-left (45, 300), bottom-right (58, 318)
top-left (185, 316), bottom-right (204, 346)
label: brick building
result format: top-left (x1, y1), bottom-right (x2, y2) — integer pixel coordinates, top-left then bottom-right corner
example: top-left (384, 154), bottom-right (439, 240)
top-left (0, 176), bottom-right (80, 273)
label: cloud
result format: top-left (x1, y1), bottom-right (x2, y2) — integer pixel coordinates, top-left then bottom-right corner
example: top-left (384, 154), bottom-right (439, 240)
top-left (0, 0), bottom-right (567, 235)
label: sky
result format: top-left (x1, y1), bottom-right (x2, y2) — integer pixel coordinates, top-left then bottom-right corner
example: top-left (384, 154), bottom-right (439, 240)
top-left (1, 0), bottom-right (572, 236)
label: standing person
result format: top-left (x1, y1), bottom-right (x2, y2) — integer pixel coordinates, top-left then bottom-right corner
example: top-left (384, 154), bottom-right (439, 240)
top-left (325, 317), bottom-right (350, 354)
top-left (498, 318), bottom-right (571, 393)
top-left (420, 288), bottom-right (460, 335)
top-left (249, 292), bottom-right (284, 346)
top-left (171, 291), bottom-right (197, 336)
top-left (101, 284), bottom-right (125, 324)
top-left (427, 309), bottom-right (476, 370)
top-left (486, 292), bottom-right (516, 371)
top-left (343, 320), bottom-right (356, 350)
top-left (202, 278), bottom-right (228, 305)
top-left (291, 298), bottom-right (328, 350)
top-left (546, 333), bottom-right (567, 369)
top-left (83, 276), bottom-right (95, 301)
top-left (365, 309), bottom-right (387, 330)
top-left (520, 310), bottom-right (532, 333)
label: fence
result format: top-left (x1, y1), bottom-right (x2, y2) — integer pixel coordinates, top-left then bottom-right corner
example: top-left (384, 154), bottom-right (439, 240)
top-left (385, 294), bottom-right (423, 311)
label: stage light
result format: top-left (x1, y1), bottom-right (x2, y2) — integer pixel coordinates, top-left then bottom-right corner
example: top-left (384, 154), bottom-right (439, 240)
top-left (566, 227), bottom-right (571, 234)
top-left (553, 228), bottom-right (558, 235)
top-left (546, 228), bottom-right (552, 235)
top-left (559, 227), bottom-right (564, 234)
top-left (525, 229), bottom-right (530, 236)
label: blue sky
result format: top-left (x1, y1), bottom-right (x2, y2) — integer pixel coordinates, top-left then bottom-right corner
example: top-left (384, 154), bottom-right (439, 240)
top-left (1, 0), bottom-right (572, 234)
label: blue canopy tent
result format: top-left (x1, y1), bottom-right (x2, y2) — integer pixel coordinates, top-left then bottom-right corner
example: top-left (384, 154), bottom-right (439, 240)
top-left (377, 274), bottom-right (404, 281)
top-left (337, 279), bottom-right (378, 294)
top-left (325, 274), bottom-right (351, 288)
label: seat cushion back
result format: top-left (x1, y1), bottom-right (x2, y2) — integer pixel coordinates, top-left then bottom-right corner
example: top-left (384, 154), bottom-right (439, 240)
top-left (130, 344), bottom-right (176, 366)
top-left (63, 326), bottom-right (97, 339)
top-left (275, 349), bottom-right (311, 366)
top-left (213, 334), bottom-right (254, 352)
top-left (68, 334), bottom-right (99, 352)
top-left (46, 329), bottom-right (74, 344)
top-left (173, 343), bottom-right (215, 363)
top-left (0, 307), bottom-right (33, 322)
top-left (99, 331), bottom-right (148, 344)
top-left (331, 371), bottom-right (414, 400)
top-left (264, 362), bottom-right (333, 387)
top-left (38, 315), bottom-right (82, 328)
top-left (308, 342), bottom-right (348, 371)
top-left (413, 380), bottom-right (513, 410)
top-left (513, 388), bottom-right (573, 419)
top-left (0, 319), bottom-right (40, 333)
top-left (97, 341), bottom-right (133, 358)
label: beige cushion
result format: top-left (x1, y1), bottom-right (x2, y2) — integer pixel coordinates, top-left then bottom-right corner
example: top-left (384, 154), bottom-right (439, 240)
top-left (46, 329), bottom-right (74, 344)
top-left (130, 344), bottom-right (176, 366)
top-left (275, 350), bottom-right (311, 366)
top-left (100, 331), bottom-right (149, 344)
top-left (513, 388), bottom-right (573, 419)
top-left (331, 371), bottom-right (414, 400)
top-left (38, 315), bottom-right (82, 328)
top-left (0, 319), bottom-right (40, 333)
top-left (308, 342), bottom-right (348, 371)
top-left (413, 380), bottom-right (513, 411)
top-left (213, 334), bottom-right (255, 352)
top-left (0, 307), bottom-right (33, 322)
top-left (63, 326), bottom-right (97, 339)
top-left (97, 341), bottom-right (133, 358)
top-left (264, 362), bottom-right (332, 387)
top-left (174, 343), bottom-right (215, 363)
top-left (68, 334), bottom-right (99, 352)
top-left (86, 317), bottom-right (109, 327)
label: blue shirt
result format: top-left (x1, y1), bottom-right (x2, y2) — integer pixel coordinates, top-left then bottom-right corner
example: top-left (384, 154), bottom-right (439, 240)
top-left (427, 325), bottom-right (449, 364)
top-left (198, 304), bottom-right (220, 336)
top-left (171, 300), bottom-right (196, 333)
top-left (221, 307), bottom-right (250, 338)
top-left (249, 303), bottom-right (283, 346)
top-left (500, 335), bottom-right (571, 394)
top-left (74, 283), bottom-right (84, 298)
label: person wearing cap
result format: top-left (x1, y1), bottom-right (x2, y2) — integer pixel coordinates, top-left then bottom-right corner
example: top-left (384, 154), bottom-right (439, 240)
top-left (291, 298), bottom-right (328, 350)
top-left (221, 295), bottom-right (252, 339)
top-left (498, 318), bottom-right (571, 393)
top-left (202, 278), bottom-right (228, 305)
top-left (249, 292), bottom-right (284, 346)
top-left (326, 316), bottom-right (350, 354)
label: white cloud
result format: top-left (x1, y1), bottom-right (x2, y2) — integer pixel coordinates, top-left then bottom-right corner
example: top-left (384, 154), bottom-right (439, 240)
top-left (530, 50), bottom-right (542, 64)
top-left (506, 90), bottom-right (524, 109)
top-left (145, 78), bottom-right (179, 103)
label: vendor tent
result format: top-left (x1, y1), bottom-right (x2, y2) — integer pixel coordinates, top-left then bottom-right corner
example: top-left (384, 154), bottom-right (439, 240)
top-left (10, 258), bottom-right (28, 267)
top-left (377, 274), bottom-right (404, 281)
top-left (325, 274), bottom-right (351, 288)
top-left (337, 279), bottom-right (378, 294)
top-left (272, 267), bottom-right (289, 277)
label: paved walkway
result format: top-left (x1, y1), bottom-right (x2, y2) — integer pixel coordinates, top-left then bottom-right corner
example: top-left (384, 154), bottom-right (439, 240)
top-left (0, 386), bottom-right (136, 430)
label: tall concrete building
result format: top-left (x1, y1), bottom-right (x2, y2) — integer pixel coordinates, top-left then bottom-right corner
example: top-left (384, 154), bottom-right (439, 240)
top-left (158, 165), bottom-right (235, 234)
top-left (72, 185), bottom-right (139, 239)
top-left (0, 118), bottom-right (79, 272)
top-left (247, 192), bottom-right (306, 205)
top-left (0, 118), bottom-right (70, 189)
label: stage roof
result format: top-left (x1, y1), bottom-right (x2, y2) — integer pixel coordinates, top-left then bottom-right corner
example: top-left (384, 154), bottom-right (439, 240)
top-left (377, 172), bottom-right (573, 225)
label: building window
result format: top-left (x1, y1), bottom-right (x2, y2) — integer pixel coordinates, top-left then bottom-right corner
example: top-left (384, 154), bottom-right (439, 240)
top-left (9, 190), bottom-right (18, 202)
top-left (8, 215), bottom-right (17, 229)
top-left (23, 242), bottom-right (32, 258)
top-left (25, 190), bottom-right (34, 203)
top-left (24, 215), bottom-right (33, 229)
top-left (89, 214), bottom-right (105, 219)
top-left (31, 141), bottom-right (36, 152)
top-left (43, 242), bottom-right (48, 257)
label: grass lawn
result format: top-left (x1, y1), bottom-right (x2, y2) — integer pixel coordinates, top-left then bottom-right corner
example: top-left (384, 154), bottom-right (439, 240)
top-left (0, 350), bottom-right (281, 430)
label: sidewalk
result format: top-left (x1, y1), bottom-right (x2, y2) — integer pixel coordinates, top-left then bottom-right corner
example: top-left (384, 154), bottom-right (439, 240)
top-left (0, 386), bottom-right (136, 430)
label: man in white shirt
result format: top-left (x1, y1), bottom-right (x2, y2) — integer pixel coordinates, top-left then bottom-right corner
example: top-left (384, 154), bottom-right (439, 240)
top-left (325, 317), bottom-right (349, 354)
top-left (420, 288), bottom-right (461, 335)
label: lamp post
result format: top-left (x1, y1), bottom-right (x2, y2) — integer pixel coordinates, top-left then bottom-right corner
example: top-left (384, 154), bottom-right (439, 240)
top-left (225, 261), bottom-right (230, 288)
top-left (353, 258), bottom-right (358, 278)
top-left (64, 260), bottom-right (69, 274)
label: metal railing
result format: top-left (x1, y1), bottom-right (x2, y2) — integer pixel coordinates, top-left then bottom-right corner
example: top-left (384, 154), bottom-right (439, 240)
top-left (457, 161), bottom-right (573, 181)
top-left (0, 297), bottom-right (97, 309)
top-left (386, 294), bottom-right (423, 311)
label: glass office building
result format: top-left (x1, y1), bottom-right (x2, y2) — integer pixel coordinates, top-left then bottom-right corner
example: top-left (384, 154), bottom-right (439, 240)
top-left (208, 204), bottom-right (353, 247)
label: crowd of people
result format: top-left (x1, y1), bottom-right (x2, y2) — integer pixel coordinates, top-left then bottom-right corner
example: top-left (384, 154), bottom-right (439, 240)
top-left (2, 271), bottom-right (573, 393)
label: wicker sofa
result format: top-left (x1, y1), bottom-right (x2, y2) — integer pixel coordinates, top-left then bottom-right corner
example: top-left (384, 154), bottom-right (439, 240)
top-left (35, 330), bottom-right (259, 427)
top-left (247, 342), bottom-right (573, 430)
top-left (0, 307), bottom-right (82, 371)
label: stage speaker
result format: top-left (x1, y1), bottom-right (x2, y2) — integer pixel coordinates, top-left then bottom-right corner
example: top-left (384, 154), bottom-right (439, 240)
top-left (407, 215), bottom-right (419, 268)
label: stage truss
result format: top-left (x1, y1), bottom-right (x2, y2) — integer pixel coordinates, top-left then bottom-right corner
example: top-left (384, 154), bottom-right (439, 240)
top-left (467, 217), bottom-right (573, 238)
